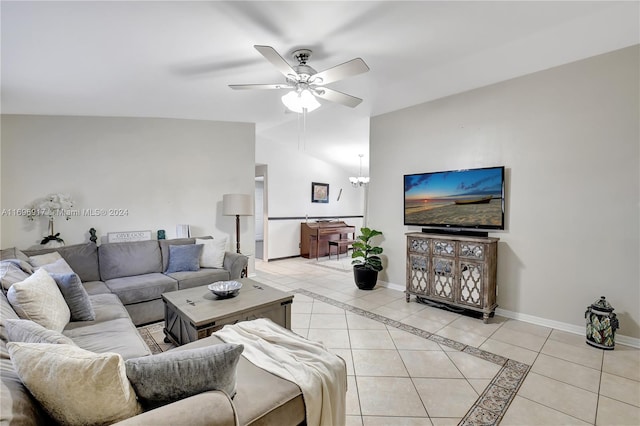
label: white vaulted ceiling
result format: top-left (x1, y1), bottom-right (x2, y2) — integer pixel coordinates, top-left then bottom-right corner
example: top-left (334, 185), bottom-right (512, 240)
top-left (2, 1), bottom-right (638, 174)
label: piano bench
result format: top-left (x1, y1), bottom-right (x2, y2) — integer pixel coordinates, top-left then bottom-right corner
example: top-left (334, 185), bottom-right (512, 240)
top-left (328, 239), bottom-right (356, 260)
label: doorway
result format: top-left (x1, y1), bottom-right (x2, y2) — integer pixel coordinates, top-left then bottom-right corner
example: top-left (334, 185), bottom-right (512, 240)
top-left (255, 164), bottom-right (267, 261)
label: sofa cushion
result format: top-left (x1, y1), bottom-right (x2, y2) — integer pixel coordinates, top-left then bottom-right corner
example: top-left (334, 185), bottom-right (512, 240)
top-left (99, 240), bottom-right (162, 281)
top-left (64, 293), bottom-right (137, 326)
top-left (105, 273), bottom-right (177, 305)
top-left (62, 293), bottom-right (151, 359)
top-left (125, 343), bottom-right (244, 408)
top-left (7, 342), bottom-right (142, 425)
top-left (165, 244), bottom-right (203, 273)
top-left (5, 319), bottom-right (76, 345)
top-left (0, 260), bottom-right (31, 292)
top-left (23, 243), bottom-right (101, 282)
top-left (83, 280), bottom-right (111, 295)
top-left (7, 268), bottom-right (70, 332)
top-left (50, 273), bottom-right (95, 321)
top-left (167, 268), bottom-right (231, 290)
top-left (197, 237), bottom-right (227, 268)
top-left (65, 317), bottom-right (152, 360)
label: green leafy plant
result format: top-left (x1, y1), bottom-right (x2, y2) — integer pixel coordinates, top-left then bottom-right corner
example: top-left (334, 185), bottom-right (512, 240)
top-left (351, 227), bottom-right (383, 271)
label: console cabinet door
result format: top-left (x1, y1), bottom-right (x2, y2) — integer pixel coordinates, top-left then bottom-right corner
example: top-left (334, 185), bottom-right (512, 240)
top-left (430, 256), bottom-right (455, 303)
top-left (407, 237), bottom-right (431, 297)
top-left (457, 260), bottom-right (484, 309)
top-left (407, 254), bottom-right (429, 296)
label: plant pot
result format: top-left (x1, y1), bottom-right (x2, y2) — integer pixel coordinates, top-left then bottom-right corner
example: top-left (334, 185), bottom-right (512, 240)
top-left (353, 266), bottom-right (378, 290)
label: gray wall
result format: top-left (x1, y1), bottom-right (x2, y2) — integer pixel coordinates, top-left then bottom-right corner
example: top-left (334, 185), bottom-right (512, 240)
top-left (369, 46), bottom-right (639, 340)
top-left (1, 115), bottom-right (256, 271)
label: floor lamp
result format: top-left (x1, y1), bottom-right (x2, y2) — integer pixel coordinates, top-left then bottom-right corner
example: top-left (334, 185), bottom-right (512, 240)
top-left (222, 194), bottom-right (253, 255)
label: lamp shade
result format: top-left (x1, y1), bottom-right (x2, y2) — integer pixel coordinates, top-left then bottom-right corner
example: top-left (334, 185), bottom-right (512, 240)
top-left (223, 194), bottom-right (253, 216)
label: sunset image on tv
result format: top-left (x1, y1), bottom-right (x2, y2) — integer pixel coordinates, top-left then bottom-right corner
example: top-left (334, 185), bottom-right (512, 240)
top-left (404, 167), bottom-right (504, 228)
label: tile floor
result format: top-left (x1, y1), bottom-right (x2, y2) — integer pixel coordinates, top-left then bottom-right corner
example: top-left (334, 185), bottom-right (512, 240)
top-left (252, 256), bottom-right (640, 425)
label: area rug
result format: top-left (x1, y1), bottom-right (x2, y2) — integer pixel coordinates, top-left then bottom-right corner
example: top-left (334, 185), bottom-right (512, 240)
top-left (137, 290), bottom-right (530, 425)
top-left (137, 322), bottom-right (169, 355)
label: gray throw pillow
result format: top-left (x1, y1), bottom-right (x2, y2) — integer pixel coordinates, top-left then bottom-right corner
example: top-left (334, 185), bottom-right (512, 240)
top-left (164, 244), bottom-right (203, 273)
top-left (5, 319), bottom-right (76, 345)
top-left (125, 343), bottom-right (243, 408)
top-left (49, 273), bottom-right (95, 321)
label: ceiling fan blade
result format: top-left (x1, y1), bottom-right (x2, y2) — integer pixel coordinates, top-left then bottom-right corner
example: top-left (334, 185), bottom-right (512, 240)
top-left (254, 45), bottom-right (298, 79)
top-left (229, 84), bottom-right (293, 90)
top-left (314, 87), bottom-right (363, 108)
top-left (312, 58), bottom-right (369, 85)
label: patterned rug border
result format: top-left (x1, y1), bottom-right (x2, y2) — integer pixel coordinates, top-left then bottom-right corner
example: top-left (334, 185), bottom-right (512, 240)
top-left (138, 323), bottom-right (164, 354)
top-left (293, 288), bottom-right (531, 426)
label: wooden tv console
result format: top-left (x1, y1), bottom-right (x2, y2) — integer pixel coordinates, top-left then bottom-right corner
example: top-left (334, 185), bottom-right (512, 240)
top-left (405, 232), bottom-right (499, 323)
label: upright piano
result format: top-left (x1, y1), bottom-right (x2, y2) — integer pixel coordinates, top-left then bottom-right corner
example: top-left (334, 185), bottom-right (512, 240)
top-left (300, 221), bottom-right (356, 259)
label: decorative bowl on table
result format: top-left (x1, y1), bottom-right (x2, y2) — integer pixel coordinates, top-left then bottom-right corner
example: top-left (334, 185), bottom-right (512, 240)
top-left (208, 281), bottom-right (242, 299)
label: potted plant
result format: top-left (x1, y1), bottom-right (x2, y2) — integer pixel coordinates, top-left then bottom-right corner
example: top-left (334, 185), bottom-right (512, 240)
top-left (351, 227), bottom-right (383, 290)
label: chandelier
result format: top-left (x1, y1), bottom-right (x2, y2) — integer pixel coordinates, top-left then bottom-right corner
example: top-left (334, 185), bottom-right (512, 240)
top-left (349, 154), bottom-right (370, 187)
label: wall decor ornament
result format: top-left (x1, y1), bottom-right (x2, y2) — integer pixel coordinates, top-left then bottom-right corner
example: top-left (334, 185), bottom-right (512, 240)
top-left (26, 193), bottom-right (74, 245)
top-left (311, 182), bottom-right (329, 203)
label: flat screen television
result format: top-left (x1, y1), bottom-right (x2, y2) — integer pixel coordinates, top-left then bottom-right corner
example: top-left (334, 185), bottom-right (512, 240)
top-left (404, 166), bottom-right (505, 231)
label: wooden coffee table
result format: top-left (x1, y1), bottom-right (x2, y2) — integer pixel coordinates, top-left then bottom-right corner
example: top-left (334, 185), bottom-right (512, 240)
top-left (162, 278), bottom-right (294, 346)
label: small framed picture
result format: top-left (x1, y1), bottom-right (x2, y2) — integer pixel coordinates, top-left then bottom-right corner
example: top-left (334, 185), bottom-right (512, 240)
top-left (311, 182), bottom-right (329, 203)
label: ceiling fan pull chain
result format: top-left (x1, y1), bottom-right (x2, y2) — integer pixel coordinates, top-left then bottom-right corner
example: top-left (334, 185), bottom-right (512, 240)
top-left (303, 108), bottom-right (307, 151)
top-left (297, 109), bottom-right (301, 151)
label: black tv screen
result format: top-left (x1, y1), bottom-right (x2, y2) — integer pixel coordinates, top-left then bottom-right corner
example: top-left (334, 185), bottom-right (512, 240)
top-left (404, 166), bottom-right (505, 230)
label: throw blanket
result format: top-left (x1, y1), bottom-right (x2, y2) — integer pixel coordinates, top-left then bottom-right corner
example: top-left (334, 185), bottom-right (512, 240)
top-left (215, 318), bottom-right (347, 426)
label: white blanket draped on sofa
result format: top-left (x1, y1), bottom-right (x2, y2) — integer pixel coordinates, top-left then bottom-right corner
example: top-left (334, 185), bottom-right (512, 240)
top-left (215, 318), bottom-right (347, 426)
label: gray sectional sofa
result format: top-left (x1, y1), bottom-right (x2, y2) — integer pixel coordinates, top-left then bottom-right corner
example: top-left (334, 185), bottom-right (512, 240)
top-left (21, 237), bottom-right (248, 325)
top-left (0, 240), bottom-right (315, 425)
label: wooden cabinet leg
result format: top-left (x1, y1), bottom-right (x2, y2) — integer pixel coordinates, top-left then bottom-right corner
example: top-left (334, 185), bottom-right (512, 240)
top-left (405, 293), bottom-right (410, 303)
top-left (482, 312), bottom-right (490, 324)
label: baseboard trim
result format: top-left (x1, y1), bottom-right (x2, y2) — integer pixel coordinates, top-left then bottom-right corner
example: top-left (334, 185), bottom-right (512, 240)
top-left (379, 281), bottom-right (640, 349)
top-left (496, 308), bottom-right (640, 349)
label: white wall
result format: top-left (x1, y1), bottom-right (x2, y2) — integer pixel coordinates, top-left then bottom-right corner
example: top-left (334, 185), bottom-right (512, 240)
top-left (1, 115), bottom-right (256, 271)
top-left (369, 46), bottom-right (639, 340)
top-left (256, 137), bottom-right (365, 259)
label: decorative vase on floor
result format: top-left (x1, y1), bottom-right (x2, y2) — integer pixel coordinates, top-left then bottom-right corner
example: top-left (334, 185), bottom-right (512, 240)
top-left (585, 296), bottom-right (619, 350)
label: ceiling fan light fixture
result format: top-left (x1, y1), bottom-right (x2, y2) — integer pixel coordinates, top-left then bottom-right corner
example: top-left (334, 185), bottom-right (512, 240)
top-left (281, 89), bottom-right (320, 113)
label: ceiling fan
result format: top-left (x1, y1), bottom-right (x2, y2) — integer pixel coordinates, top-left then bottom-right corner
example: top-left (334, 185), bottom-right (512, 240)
top-left (229, 45), bottom-right (369, 113)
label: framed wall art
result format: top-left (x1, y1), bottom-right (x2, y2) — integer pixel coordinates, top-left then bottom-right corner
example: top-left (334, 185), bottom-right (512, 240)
top-left (311, 182), bottom-right (329, 203)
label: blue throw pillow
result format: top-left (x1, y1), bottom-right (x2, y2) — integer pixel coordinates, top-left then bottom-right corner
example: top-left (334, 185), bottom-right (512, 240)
top-left (49, 273), bottom-right (95, 321)
top-left (165, 244), bottom-right (203, 273)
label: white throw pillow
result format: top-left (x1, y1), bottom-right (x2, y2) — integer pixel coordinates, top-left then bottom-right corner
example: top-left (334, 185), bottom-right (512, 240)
top-left (7, 342), bottom-right (142, 425)
top-left (7, 268), bottom-right (70, 332)
top-left (197, 237), bottom-right (227, 268)
top-left (36, 257), bottom-right (75, 275)
top-left (28, 251), bottom-right (62, 267)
